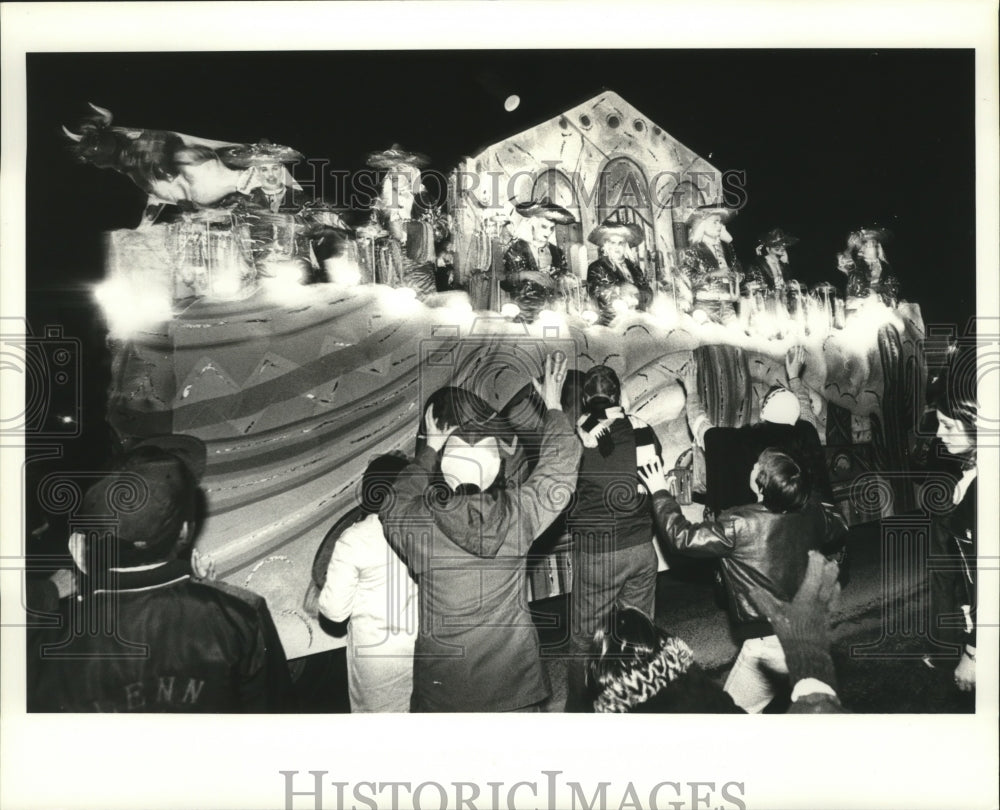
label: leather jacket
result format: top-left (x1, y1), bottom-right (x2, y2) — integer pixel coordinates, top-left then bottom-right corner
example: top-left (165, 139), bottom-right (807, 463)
top-left (27, 559), bottom-right (293, 712)
top-left (650, 491), bottom-right (847, 640)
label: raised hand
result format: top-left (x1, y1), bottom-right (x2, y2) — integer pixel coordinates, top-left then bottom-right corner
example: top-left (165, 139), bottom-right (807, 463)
top-left (424, 404), bottom-right (458, 452)
top-left (531, 351), bottom-right (569, 411)
top-left (785, 344), bottom-right (806, 381)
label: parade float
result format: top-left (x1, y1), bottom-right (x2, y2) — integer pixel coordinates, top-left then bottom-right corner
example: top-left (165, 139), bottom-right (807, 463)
top-left (71, 95), bottom-right (926, 659)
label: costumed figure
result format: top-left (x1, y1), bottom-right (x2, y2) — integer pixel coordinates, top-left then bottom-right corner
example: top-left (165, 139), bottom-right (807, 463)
top-left (741, 227), bottom-right (800, 337)
top-left (502, 198), bottom-right (579, 323)
top-left (678, 204), bottom-right (743, 324)
top-left (845, 226), bottom-right (900, 306)
top-left (742, 227), bottom-right (799, 294)
top-left (219, 139), bottom-right (304, 214)
top-left (365, 144), bottom-right (441, 299)
top-left (586, 221), bottom-right (653, 325)
top-left (221, 140), bottom-right (322, 284)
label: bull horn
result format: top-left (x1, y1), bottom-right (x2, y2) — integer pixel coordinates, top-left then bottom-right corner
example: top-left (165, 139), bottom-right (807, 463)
top-left (87, 101), bottom-right (112, 124)
top-left (62, 125), bottom-right (84, 143)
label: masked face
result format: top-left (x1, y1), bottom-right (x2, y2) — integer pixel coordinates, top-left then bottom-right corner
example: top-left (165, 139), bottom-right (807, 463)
top-left (381, 166), bottom-right (420, 212)
top-left (530, 218), bottom-right (555, 247)
top-left (702, 214), bottom-right (724, 240)
top-left (603, 236), bottom-right (627, 264)
top-left (862, 239), bottom-right (880, 262)
top-left (769, 245), bottom-right (789, 264)
top-left (258, 162), bottom-right (285, 193)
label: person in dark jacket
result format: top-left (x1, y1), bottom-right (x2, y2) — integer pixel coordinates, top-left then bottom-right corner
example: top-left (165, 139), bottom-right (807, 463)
top-left (564, 365), bottom-right (662, 711)
top-left (502, 198), bottom-right (578, 323)
top-left (677, 204), bottom-right (742, 323)
top-left (639, 447), bottom-right (847, 712)
top-left (845, 226), bottom-right (900, 306)
top-left (742, 227), bottom-right (799, 295)
top-left (928, 384), bottom-right (978, 692)
top-left (586, 221), bottom-right (653, 325)
top-left (27, 441), bottom-right (292, 713)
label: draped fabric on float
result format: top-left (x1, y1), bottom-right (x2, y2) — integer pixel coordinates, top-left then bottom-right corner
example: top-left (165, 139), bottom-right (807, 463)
top-left (694, 345), bottom-right (752, 429)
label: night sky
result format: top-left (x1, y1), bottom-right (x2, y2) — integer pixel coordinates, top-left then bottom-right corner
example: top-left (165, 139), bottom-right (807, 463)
top-left (24, 49), bottom-right (977, 467)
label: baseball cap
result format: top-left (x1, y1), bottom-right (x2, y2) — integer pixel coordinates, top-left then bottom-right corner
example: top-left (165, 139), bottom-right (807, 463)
top-left (82, 441), bottom-right (202, 562)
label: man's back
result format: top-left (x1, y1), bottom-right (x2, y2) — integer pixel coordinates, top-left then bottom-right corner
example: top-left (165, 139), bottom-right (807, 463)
top-left (28, 562), bottom-right (291, 713)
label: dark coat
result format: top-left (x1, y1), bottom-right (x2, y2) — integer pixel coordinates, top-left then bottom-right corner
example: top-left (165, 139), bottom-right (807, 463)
top-left (502, 239), bottom-right (570, 321)
top-left (586, 255), bottom-right (653, 324)
top-left (650, 490), bottom-right (847, 641)
top-left (27, 560), bottom-right (292, 712)
top-left (846, 258), bottom-right (899, 304)
top-left (742, 257), bottom-right (794, 295)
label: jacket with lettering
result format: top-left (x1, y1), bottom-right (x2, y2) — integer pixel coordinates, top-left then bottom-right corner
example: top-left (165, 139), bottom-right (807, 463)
top-left (27, 560), bottom-right (292, 712)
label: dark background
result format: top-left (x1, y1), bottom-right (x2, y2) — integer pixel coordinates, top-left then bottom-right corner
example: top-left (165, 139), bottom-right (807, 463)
top-left (24, 49), bottom-right (977, 473)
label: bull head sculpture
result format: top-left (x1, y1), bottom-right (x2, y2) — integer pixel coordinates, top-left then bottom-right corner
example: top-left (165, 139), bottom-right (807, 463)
top-left (61, 104), bottom-right (248, 214)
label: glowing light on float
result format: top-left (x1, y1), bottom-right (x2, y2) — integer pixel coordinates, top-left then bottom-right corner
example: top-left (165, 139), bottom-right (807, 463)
top-left (581, 309), bottom-right (599, 326)
top-left (500, 303), bottom-right (521, 319)
top-left (93, 279), bottom-right (173, 339)
top-left (648, 292), bottom-right (679, 330)
top-left (324, 256), bottom-right (363, 286)
top-left (373, 284), bottom-right (421, 316)
top-left (838, 296), bottom-right (904, 350)
top-left (438, 296), bottom-right (476, 330)
top-left (259, 260), bottom-right (311, 305)
top-left (536, 309), bottom-right (564, 328)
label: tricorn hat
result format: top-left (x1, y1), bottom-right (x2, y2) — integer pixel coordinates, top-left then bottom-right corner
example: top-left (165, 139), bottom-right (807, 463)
top-left (513, 197), bottom-right (576, 224)
top-left (686, 203), bottom-right (737, 226)
top-left (366, 143), bottom-right (430, 170)
top-left (221, 139), bottom-right (304, 167)
top-left (758, 227), bottom-right (799, 249)
top-left (588, 220), bottom-right (644, 247)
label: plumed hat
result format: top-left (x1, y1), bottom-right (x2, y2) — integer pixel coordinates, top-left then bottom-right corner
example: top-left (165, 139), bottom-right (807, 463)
top-left (221, 139), bottom-right (304, 167)
top-left (588, 220), bottom-right (643, 247)
top-left (366, 143), bottom-right (430, 170)
top-left (686, 203), bottom-right (737, 226)
top-left (758, 227), bottom-right (799, 249)
top-left (513, 197), bottom-right (577, 224)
